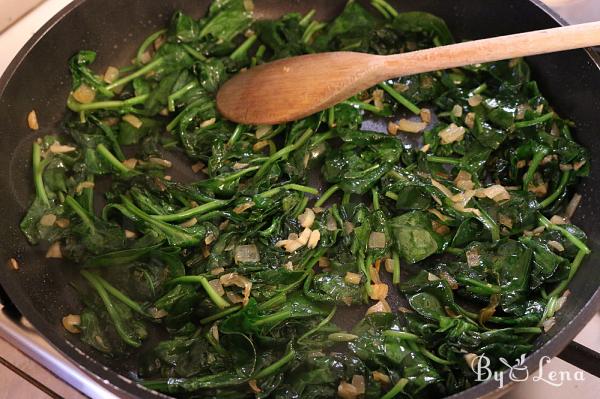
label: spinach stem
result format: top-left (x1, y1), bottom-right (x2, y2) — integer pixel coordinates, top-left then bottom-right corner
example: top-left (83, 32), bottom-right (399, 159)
top-left (198, 276), bottom-right (230, 309)
top-left (298, 306), bottom-right (337, 344)
top-left (168, 81), bottom-right (198, 112)
top-left (182, 44), bottom-right (207, 61)
top-left (315, 184), bottom-right (339, 208)
top-left (342, 100), bottom-right (385, 114)
top-left (106, 57), bottom-right (165, 91)
top-left (81, 270), bottom-right (141, 347)
top-left (91, 273), bottom-right (148, 316)
top-left (67, 94), bottom-right (148, 112)
top-left (372, 188), bottom-right (380, 210)
top-left (136, 29), bottom-right (166, 64)
top-left (523, 148), bottom-right (549, 190)
top-left (419, 345), bottom-right (454, 365)
top-left (548, 249), bottom-right (587, 297)
top-left (392, 252), bottom-right (400, 284)
top-left (227, 124), bottom-right (244, 146)
top-left (255, 128), bottom-right (314, 180)
top-left (327, 106), bottom-right (335, 128)
top-left (373, 0), bottom-right (399, 18)
top-left (383, 330), bottom-right (420, 341)
top-left (299, 9), bottom-right (316, 27)
top-left (32, 142), bottom-right (49, 206)
top-left (152, 200), bottom-right (229, 221)
top-left (427, 155), bottom-right (462, 165)
top-left (514, 112), bottom-right (554, 128)
top-left (96, 143), bottom-right (134, 175)
top-left (65, 195), bottom-right (94, 232)
top-left (538, 214), bottom-right (590, 254)
top-left (379, 82), bottom-right (420, 115)
top-left (259, 184), bottom-right (319, 198)
top-left (539, 170), bottom-right (570, 208)
top-left (200, 305), bottom-right (243, 325)
top-left (253, 346), bottom-right (296, 380)
top-left (230, 34), bottom-right (257, 61)
top-left (380, 378), bottom-right (408, 399)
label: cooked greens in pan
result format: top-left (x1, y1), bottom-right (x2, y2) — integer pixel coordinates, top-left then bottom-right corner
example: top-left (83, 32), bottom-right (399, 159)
top-left (21, 0), bottom-right (590, 397)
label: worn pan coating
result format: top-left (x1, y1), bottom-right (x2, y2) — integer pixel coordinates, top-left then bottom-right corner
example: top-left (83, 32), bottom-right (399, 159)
top-left (0, 1), bottom-right (599, 398)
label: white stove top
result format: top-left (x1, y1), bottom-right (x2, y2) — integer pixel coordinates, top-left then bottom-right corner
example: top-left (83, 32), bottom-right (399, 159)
top-left (0, 1), bottom-right (599, 398)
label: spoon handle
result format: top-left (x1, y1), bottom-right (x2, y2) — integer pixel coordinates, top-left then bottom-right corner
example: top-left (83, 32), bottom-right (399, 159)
top-left (380, 21), bottom-right (600, 78)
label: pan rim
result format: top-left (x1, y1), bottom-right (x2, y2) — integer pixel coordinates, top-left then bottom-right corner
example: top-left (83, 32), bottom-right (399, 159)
top-left (0, 1), bottom-right (599, 398)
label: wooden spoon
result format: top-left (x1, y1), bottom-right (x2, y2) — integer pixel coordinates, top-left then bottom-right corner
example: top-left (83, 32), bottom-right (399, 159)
top-left (217, 21), bottom-right (600, 125)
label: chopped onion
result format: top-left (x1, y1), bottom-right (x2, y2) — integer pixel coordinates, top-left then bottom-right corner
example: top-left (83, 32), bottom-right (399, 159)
top-left (574, 160), bottom-right (586, 171)
top-left (420, 144), bottom-right (431, 153)
top-left (368, 232), bottom-right (386, 249)
top-left (298, 208), bottom-right (315, 228)
top-left (528, 181), bottom-right (548, 197)
top-left (233, 201), bottom-right (255, 214)
top-left (420, 108), bottom-right (431, 123)
top-left (466, 249), bottom-right (480, 267)
top-left (542, 317), bottom-right (556, 332)
top-left (344, 272), bottom-right (361, 285)
top-left (248, 379), bottom-right (261, 394)
top-left (468, 94), bottom-right (483, 107)
top-left (27, 110), bottom-right (39, 130)
top-left (452, 104), bottom-right (463, 117)
top-left (298, 227), bottom-right (312, 245)
top-left (366, 299), bottom-right (391, 315)
top-left (72, 84), bottom-right (96, 104)
top-left (149, 157), bottom-right (172, 168)
top-left (372, 89), bottom-right (384, 110)
top-left (372, 371), bottom-right (390, 384)
top-left (208, 279), bottom-right (225, 297)
top-left (454, 170), bottom-right (474, 191)
top-left (464, 112), bottom-right (475, 129)
top-left (191, 161), bottom-right (205, 173)
top-left (439, 123), bottom-right (465, 144)
top-left (123, 114), bottom-right (143, 129)
top-left (564, 193), bottom-right (582, 221)
top-left (384, 258), bottom-right (394, 273)
top-left (548, 240), bottom-right (565, 252)
top-left (124, 229), bottom-right (137, 239)
top-left (428, 208), bottom-right (450, 222)
top-left (226, 291), bottom-right (244, 304)
top-left (149, 307), bottom-right (168, 319)
top-left (122, 158), bottom-right (138, 170)
top-left (103, 66), bottom-right (119, 84)
top-left (326, 214), bottom-right (337, 231)
top-left (211, 267), bottom-right (225, 275)
top-left (464, 353), bottom-right (479, 370)
top-left (430, 178), bottom-right (453, 197)
top-left (40, 213), bottom-right (57, 227)
top-left (46, 242), bottom-right (62, 259)
top-left (369, 283), bottom-right (389, 301)
top-left (255, 125), bottom-right (272, 139)
top-left (179, 218), bottom-right (197, 228)
top-left (344, 221), bottom-right (354, 234)
top-left (479, 185), bottom-right (511, 202)
top-left (337, 382), bottom-right (359, 399)
top-left (498, 213), bottom-right (513, 229)
top-left (200, 118), bottom-right (216, 128)
top-left (75, 181), bottom-right (95, 194)
top-left (387, 121), bottom-right (399, 136)
top-left (49, 142), bottom-right (77, 154)
top-left (554, 290), bottom-right (570, 312)
top-left (62, 314), bottom-right (81, 334)
top-left (8, 258), bottom-right (19, 271)
top-left (427, 272), bottom-right (440, 281)
top-left (205, 233), bottom-right (216, 245)
top-left (220, 273), bottom-right (252, 306)
top-left (209, 324), bottom-right (220, 342)
top-left (550, 215), bottom-right (567, 225)
top-left (440, 271), bottom-right (458, 289)
top-left (307, 229), bottom-right (321, 249)
top-left (351, 375), bottom-right (365, 395)
top-left (397, 118), bottom-right (427, 133)
top-left (232, 162), bottom-right (249, 170)
top-left (318, 257), bottom-right (330, 268)
top-left (234, 244), bottom-right (260, 264)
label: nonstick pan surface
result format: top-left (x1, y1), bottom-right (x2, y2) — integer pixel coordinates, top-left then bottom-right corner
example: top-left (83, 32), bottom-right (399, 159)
top-left (1, 1), bottom-right (600, 398)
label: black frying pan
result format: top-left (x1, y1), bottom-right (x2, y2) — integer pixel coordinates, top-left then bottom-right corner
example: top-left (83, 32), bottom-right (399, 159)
top-left (1, 1), bottom-right (600, 398)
